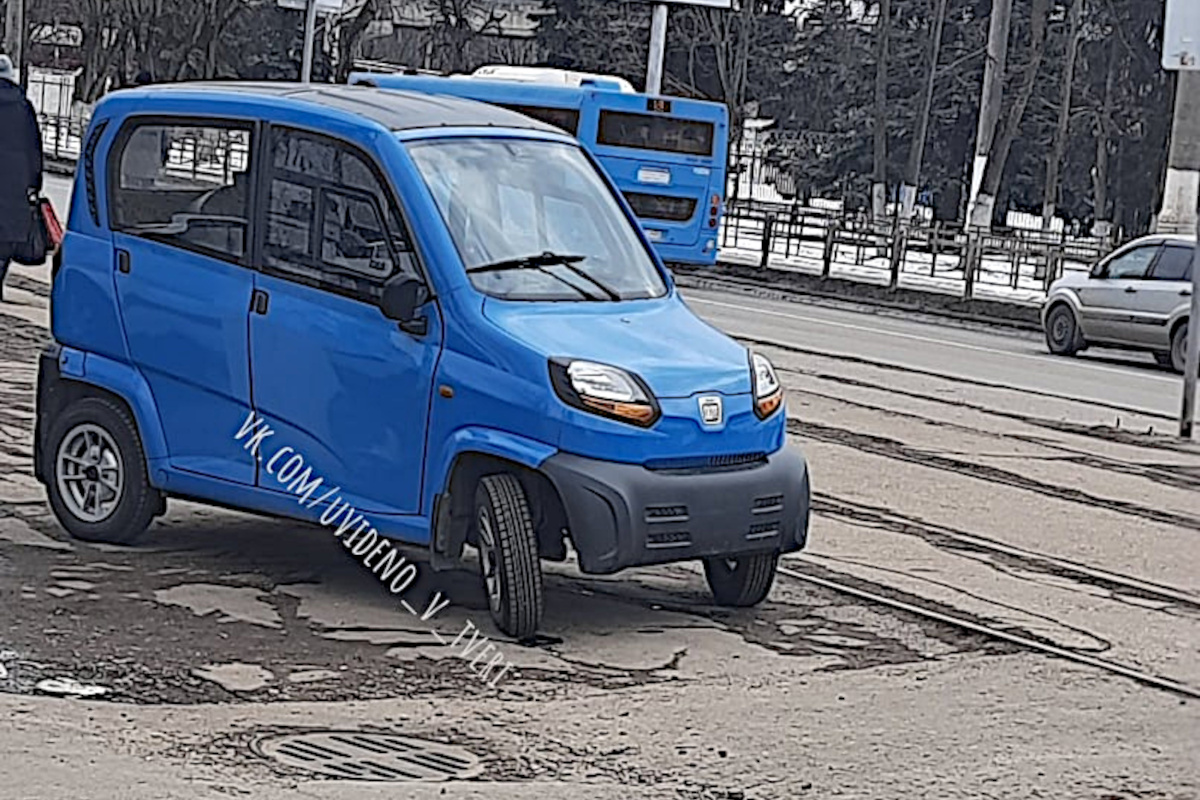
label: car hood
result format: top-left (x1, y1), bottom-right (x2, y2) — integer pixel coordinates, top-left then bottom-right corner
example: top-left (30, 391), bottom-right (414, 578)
top-left (481, 294), bottom-right (752, 398)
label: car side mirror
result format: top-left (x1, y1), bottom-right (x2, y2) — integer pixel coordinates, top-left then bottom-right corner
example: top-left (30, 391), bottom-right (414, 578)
top-left (380, 276), bottom-right (430, 335)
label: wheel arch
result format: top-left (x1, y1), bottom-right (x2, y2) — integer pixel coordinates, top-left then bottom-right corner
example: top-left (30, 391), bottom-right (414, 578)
top-left (36, 360), bottom-right (164, 488)
top-left (430, 450), bottom-right (568, 571)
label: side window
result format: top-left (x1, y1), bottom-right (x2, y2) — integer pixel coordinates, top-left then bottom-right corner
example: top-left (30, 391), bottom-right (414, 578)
top-left (1104, 246), bottom-right (1159, 280)
top-left (110, 121), bottom-right (253, 262)
top-left (1150, 246), bottom-right (1194, 281)
top-left (263, 127), bottom-right (419, 301)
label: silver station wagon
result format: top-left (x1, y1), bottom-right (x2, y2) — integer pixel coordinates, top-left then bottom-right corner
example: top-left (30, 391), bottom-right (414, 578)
top-left (1042, 234), bottom-right (1194, 372)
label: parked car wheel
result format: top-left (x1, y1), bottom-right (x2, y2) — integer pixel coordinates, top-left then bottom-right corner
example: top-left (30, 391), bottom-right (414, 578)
top-left (46, 397), bottom-right (160, 544)
top-left (704, 552), bottom-right (779, 606)
top-left (1045, 304), bottom-right (1082, 356)
top-left (474, 473), bottom-right (543, 640)
top-left (1154, 352), bottom-right (1175, 369)
top-left (1171, 322), bottom-right (1194, 375)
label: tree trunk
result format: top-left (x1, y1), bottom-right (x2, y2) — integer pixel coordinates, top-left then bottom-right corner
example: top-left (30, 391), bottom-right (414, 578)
top-left (1093, 43), bottom-right (1117, 239)
top-left (973, 0), bottom-right (1051, 230)
top-left (1042, 0), bottom-right (1083, 229)
top-left (872, 0), bottom-right (891, 222)
top-left (900, 0), bottom-right (948, 221)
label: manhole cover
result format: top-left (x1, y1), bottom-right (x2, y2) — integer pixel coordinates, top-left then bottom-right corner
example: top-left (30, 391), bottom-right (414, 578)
top-left (253, 731), bottom-right (483, 782)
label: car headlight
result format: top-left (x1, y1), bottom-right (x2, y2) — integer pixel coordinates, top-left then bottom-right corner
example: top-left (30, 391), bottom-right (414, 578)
top-left (549, 358), bottom-right (660, 427)
top-left (751, 352), bottom-right (784, 419)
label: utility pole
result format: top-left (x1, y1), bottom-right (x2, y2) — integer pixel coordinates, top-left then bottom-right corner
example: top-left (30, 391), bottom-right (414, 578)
top-left (301, 0), bottom-right (320, 82)
top-left (3, 0), bottom-right (25, 87)
top-left (1155, 73), bottom-right (1200, 236)
top-left (966, 0), bottom-right (1012, 229)
top-left (871, 0), bottom-right (891, 223)
top-left (645, 3), bottom-right (668, 95)
top-left (1162, 0), bottom-right (1200, 438)
top-left (900, 0), bottom-right (948, 221)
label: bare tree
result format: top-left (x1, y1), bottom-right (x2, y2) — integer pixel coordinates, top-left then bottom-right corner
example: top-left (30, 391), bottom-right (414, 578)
top-left (899, 0), bottom-right (948, 222)
top-left (970, 0), bottom-right (1052, 230)
top-left (1042, 0), bottom-right (1084, 229)
top-left (871, 0), bottom-right (890, 222)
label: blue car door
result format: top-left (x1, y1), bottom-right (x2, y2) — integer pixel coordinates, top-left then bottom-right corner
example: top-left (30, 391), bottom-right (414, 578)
top-left (107, 118), bottom-right (258, 484)
top-left (248, 126), bottom-right (441, 516)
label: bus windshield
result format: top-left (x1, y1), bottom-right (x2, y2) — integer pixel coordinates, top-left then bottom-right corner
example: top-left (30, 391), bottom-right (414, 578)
top-left (407, 137), bottom-right (668, 302)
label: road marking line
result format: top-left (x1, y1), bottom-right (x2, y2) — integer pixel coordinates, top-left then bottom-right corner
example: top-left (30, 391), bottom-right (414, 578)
top-left (687, 294), bottom-right (1180, 386)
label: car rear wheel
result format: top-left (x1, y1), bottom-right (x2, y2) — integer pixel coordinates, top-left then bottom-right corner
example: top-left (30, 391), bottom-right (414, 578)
top-left (704, 552), bottom-right (779, 606)
top-left (46, 397), bottom-right (160, 544)
top-left (474, 474), bottom-right (543, 640)
top-left (1045, 305), bottom-right (1082, 356)
top-left (1172, 322), bottom-right (1194, 375)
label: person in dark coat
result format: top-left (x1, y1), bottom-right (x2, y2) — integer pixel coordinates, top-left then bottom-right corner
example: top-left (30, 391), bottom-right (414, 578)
top-left (0, 54), bottom-right (44, 302)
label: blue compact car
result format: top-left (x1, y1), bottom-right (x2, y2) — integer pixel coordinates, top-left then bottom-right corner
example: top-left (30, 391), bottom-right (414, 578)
top-left (34, 83), bottom-right (811, 638)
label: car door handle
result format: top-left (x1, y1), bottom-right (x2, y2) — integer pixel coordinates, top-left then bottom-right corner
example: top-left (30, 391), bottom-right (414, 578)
top-left (1183, 289), bottom-right (1194, 297)
top-left (1124, 286), bottom-right (1137, 293)
top-left (117, 250), bottom-right (130, 274)
top-left (250, 289), bottom-right (269, 315)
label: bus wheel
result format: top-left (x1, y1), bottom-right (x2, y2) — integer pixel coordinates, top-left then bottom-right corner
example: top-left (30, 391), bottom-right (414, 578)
top-left (474, 474), bottom-right (543, 640)
top-left (704, 553), bottom-right (779, 607)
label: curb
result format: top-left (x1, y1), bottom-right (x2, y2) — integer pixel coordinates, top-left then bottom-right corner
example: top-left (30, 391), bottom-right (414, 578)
top-left (675, 262), bottom-right (1044, 333)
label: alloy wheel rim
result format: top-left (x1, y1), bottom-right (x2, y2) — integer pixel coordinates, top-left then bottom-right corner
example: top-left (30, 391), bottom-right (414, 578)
top-left (477, 509), bottom-right (502, 612)
top-left (56, 423), bottom-right (124, 523)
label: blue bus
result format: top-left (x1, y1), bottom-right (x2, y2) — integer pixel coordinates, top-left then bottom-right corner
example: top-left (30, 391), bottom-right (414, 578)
top-left (348, 66), bottom-right (729, 266)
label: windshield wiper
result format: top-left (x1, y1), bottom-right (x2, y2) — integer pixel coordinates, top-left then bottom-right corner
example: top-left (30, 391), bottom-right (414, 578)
top-left (467, 251), bottom-right (622, 301)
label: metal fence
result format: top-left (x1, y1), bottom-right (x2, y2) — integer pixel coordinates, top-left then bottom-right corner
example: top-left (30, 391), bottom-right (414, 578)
top-left (719, 200), bottom-right (1114, 303)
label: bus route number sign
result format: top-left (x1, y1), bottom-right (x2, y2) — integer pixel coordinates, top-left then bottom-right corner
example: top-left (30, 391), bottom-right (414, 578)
top-left (1164, 0), bottom-right (1200, 71)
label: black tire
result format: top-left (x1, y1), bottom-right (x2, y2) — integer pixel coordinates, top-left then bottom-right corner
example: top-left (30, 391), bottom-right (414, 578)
top-left (474, 474), bottom-right (543, 640)
top-left (1045, 304), bottom-right (1082, 356)
top-left (704, 552), bottom-right (779, 607)
top-left (45, 397), bottom-right (159, 544)
top-left (1171, 322), bottom-right (1194, 375)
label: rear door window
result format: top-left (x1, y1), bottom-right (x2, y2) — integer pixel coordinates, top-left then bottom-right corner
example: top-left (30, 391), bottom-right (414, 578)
top-left (109, 120), bottom-right (254, 263)
top-left (1149, 245), bottom-right (1194, 281)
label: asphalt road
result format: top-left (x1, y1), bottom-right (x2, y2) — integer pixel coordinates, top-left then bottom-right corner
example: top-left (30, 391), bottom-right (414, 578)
top-left (681, 288), bottom-right (1194, 424)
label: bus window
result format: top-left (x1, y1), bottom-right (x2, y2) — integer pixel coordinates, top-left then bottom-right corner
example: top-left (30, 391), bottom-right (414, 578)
top-left (499, 104), bottom-right (580, 135)
top-left (596, 111), bottom-right (714, 157)
top-left (622, 192), bottom-right (698, 222)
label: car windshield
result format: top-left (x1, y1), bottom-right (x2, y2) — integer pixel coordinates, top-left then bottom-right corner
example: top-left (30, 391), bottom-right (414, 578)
top-left (406, 137), bottom-right (668, 302)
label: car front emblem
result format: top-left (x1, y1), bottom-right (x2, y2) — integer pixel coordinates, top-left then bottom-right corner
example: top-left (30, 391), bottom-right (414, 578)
top-left (698, 395), bottom-right (723, 426)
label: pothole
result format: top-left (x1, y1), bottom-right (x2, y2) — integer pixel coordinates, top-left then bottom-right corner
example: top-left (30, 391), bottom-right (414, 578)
top-left (252, 730), bottom-right (483, 782)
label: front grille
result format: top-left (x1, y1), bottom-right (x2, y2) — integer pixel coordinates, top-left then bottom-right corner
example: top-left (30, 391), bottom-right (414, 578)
top-left (645, 504), bottom-right (689, 522)
top-left (645, 452), bottom-right (768, 473)
top-left (647, 530), bottom-right (692, 548)
top-left (753, 494), bottom-right (784, 513)
top-left (747, 522), bottom-right (781, 540)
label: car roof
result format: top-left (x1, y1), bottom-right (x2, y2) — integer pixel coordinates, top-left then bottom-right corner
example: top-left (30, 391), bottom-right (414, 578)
top-left (99, 82), bottom-right (564, 135)
top-left (1123, 233), bottom-right (1195, 248)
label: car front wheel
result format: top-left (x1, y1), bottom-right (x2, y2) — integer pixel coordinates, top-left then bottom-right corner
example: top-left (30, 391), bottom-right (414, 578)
top-left (1045, 305), bottom-right (1082, 356)
top-left (1172, 322), bottom-right (1195, 375)
top-left (474, 473), bottom-right (543, 640)
top-left (704, 552), bottom-right (779, 606)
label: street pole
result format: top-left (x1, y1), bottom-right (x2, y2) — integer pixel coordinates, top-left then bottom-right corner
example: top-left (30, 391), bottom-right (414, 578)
top-left (301, 0), bottom-right (320, 83)
top-left (645, 3), bottom-right (668, 96)
top-left (1182, 208), bottom-right (1200, 438)
top-left (965, 0), bottom-right (1012, 228)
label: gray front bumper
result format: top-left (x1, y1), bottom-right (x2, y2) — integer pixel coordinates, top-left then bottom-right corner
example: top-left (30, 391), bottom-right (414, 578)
top-left (541, 446), bottom-right (811, 575)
